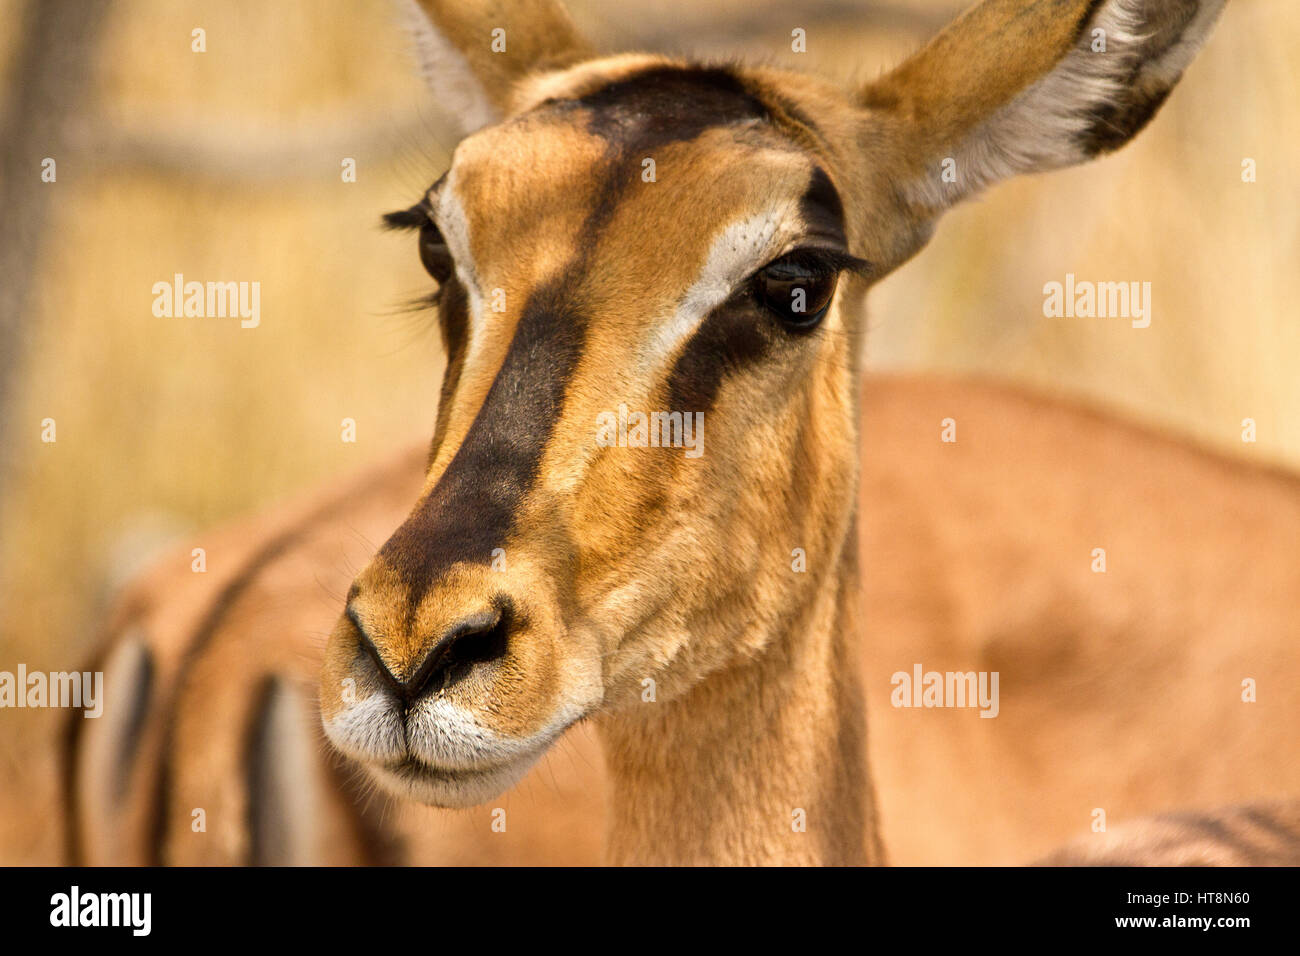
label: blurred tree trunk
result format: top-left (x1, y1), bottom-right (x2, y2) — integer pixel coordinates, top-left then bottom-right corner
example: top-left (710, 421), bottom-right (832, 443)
top-left (0, 0), bottom-right (114, 511)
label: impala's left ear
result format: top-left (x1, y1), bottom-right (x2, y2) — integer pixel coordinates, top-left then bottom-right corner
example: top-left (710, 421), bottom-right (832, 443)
top-left (861, 0), bottom-right (1227, 214)
top-left (402, 0), bottom-right (592, 137)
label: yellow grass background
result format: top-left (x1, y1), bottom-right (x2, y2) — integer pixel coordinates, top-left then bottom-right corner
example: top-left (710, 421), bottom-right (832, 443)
top-left (0, 0), bottom-right (1295, 862)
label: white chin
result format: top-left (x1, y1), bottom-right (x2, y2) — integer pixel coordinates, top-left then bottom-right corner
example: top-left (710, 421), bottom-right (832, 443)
top-left (368, 753), bottom-right (541, 808)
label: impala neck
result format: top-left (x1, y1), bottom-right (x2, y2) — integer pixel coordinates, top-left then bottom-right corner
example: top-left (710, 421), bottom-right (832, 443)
top-left (598, 534), bottom-right (881, 866)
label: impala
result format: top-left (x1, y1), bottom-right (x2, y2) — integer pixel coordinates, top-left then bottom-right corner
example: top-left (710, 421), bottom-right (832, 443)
top-left (67, 0), bottom-right (1300, 866)
top-left (321, 0), bottom-right (1231, 865)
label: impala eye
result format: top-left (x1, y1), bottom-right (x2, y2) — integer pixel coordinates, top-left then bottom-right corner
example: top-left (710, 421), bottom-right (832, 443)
top-left (418, 220), bottom-right (453, 285)
top-left (753, 252), bottom-right (840, 329)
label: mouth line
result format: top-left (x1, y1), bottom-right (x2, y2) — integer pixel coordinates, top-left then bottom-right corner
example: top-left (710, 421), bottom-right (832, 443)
top-left (381, 752), bottom-right (529, 786)
top-left (376, 714), bottom-right (584, 788)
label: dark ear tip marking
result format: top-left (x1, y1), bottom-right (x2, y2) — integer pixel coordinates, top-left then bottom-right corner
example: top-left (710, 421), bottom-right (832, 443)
top-left (1077, 84), bottom-right (1175, 157)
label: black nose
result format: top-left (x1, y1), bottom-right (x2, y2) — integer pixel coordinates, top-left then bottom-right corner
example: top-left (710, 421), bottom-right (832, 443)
top-left (352, 601), bottom-right (512, 704)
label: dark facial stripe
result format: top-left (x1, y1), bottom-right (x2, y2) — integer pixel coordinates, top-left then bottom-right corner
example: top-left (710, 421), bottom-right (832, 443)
top-left (401, 85), bottom-right (800, 608)
top-left (378, 278), bottom-right (588, 614)
top-left (800, 166), bottom-right (848, 247)
top-left (564, 65), bottom-right (770, 153)
top-left (667, 296), bottom-right (783, 416)
top-left (381, 65), bottom-right (777, 610)
top-left (563, 63), bottom-right (827, 162)
top-left (425, 276), bottom-right (471, 468)
top-left (667, 167), bottom-right (850, 415)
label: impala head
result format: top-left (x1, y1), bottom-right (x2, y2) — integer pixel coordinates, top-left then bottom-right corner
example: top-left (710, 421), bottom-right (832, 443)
top-left (321, 0), bottom-right (1224, 806)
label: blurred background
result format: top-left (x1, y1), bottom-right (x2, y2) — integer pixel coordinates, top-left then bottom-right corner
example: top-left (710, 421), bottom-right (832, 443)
top-left (0, 0), bottom-right (1295, 863)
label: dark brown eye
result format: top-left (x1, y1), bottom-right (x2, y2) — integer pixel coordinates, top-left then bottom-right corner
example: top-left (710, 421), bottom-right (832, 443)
top-left (754, 254), bottom-right (839, 329)
top-left (419, 220), bottom-right (453, 284)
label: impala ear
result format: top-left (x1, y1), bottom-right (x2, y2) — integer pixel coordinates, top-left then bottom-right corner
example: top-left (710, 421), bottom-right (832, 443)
top-left (861, 0), bottom-right (1226, 213)
top-left (74, 632), bottom-right (154, 864)
top-left (247, 676), bottom-right (322, 865)
top-left (401, 0), bottom-right (592, 136)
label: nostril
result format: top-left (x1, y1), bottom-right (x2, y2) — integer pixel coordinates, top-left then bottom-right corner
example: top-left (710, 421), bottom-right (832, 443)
top-left (347, 606), bottom-right (406, 699)
top-left (345, 598), bottom-right (514, 705)
top-left (406, 599), bottom-right (512, 700)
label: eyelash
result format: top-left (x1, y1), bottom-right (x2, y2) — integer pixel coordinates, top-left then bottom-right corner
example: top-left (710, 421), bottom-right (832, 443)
top-left (381, 203), bottom-right (432, 231)
top-left (760, 247), bottom-right (870, 278)
top-left (746, 248), bottom-right (868, 330)
top-left (385, 202), bottom-right (870, 326)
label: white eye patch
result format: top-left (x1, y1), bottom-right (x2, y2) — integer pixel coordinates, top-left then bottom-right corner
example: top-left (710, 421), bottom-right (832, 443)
top-left (639, 202), bottom-right (798, 371)
top-left (433, 169), bottom-right (488, 355)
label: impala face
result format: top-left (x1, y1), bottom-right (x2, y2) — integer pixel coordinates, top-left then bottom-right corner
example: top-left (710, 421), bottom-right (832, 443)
top-left (320, 0), bottom-right (1224, 807)
top-left (320, 59), bottom-right (872, 806)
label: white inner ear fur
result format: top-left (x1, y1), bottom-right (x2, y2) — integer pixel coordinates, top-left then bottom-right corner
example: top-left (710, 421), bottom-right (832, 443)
top-left (399, 0), bottom-right (500, 137)
top-left (904, 0), bottom-right (1226, 212)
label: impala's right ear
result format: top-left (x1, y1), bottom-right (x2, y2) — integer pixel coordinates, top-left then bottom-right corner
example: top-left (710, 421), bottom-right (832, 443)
top-left (862, 0), bottom-right (1226, 217)
top-left (402, 0), bottom-right (591, 136)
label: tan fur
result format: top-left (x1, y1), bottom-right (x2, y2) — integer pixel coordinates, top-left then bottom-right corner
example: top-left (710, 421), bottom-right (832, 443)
top-left (68, 443), bottom-right (607, 866)
top-left (859, 376), bottom-right (1300, 865)
top-left (322, 0), bottom-right (1230, 865)
top-left (69, 374), bottom-right (1300, 865)
top-left (599, 550), bottom-right (879, 865)
top-left (1038, 802), bottom-right (1300, 866)
top-left (67, 0), bottom-right (1261, 865)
